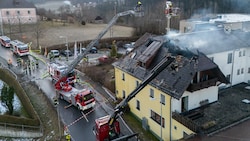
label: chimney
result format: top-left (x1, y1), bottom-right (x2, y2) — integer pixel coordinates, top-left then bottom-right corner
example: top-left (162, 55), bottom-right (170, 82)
top-left (13, 0), bottom-right (20, 6)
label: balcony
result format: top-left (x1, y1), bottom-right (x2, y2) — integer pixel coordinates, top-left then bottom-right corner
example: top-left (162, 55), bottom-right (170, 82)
top-left (187, 78), bottom-right (218, 92)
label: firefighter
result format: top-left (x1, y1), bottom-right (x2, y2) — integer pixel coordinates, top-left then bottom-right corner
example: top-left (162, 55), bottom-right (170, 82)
top-left (65, 132), bottom-right (71, 141)
top-left (17, 57), bottom-right (22, 67)
top-left (136, 1), bottom-right (142, 11)
top-left (58, 55), bottom-right (61, 61)
top-left (7, 59), bottom-right (12, 68)
top-left (31, 60), bottom-right (35, 71)
top-left (48, 52), bottom-right (52, 61)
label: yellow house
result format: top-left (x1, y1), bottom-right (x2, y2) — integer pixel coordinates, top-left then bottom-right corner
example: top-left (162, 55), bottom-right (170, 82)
top-left (113, 33), bottom-right (228, 140)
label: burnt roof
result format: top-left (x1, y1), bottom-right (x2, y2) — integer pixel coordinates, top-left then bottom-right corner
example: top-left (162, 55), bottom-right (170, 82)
top-left (170, 29), bottom-right (250, 55)
top-left (114, 33), bottom-right (228, 100)
top-left (0, 0), bottom-right (35, 9)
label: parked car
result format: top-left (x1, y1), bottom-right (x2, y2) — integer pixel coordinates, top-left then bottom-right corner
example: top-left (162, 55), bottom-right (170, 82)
top-left (77, 47), bottom-right (87, 54)
top-left (89, 47), bottom-right (98, 53)
top-left (123, 43), bottom-right (132, 49)
top-left (61, 50), bottom-right (73, 56)
top-left (49, 50), bottom-right (60, 57)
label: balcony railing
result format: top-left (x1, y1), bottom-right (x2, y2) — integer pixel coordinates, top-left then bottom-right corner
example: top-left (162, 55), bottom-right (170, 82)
top-left (187, 78), bottom-right (218, 92)
top-left (172, 112), bottom-right (200, 133)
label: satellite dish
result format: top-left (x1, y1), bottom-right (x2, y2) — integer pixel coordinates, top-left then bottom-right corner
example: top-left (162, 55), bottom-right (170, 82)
top-left (224, 25), bottom-right (231, 34)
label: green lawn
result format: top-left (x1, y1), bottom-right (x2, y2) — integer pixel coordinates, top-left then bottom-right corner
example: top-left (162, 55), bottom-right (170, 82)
top-left (122, 112), bottom-right (159, 141)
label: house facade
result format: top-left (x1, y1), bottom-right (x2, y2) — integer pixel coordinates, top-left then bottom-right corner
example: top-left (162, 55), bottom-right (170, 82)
top-left (0, 0), bottom-right (37, 25)
top-left (113, 33), bottom-right (228, 140)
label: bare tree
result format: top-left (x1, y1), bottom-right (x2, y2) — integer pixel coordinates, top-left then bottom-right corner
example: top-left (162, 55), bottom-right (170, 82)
top-left (33, 20), bottom-right (46, 49)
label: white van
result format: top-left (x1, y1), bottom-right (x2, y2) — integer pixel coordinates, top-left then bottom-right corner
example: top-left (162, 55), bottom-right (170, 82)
top-left (50, 50), bottom-right (60, 57)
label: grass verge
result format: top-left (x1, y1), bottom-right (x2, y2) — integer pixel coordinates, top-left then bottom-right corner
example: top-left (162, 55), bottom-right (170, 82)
top-left (123, 112), bottom-right (158, 141)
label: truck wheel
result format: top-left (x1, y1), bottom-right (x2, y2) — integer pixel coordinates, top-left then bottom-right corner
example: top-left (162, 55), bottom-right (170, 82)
top-left (60, 95), bottom-right (64, 100)
top-left (77, 105), bottom-right (81, 110)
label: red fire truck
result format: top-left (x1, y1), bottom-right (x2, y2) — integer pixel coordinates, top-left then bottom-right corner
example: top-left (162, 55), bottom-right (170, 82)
top-left (0, 36), bottom-right (11, 48)
top-left (47, 62), bottom-right (76, 89)
top-left (57, 87), bottom-right (96, 111)
top-left (10, 40), bottom-right (29, 56)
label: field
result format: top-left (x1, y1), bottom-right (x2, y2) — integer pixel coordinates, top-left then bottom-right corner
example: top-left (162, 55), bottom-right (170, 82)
top-left (14, 21), bottom-right (135, 49)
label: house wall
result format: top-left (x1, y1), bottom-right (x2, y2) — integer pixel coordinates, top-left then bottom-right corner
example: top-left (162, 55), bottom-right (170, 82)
top-left (172, 119), bottom-right (194, 140)
top-left (207, 48), bottom-right (249, 86)
top-left (114, 67), bottom-right (195, 140)
top-left (0, 8), bottom-right (37, 24)
top-left (172, 86), bottom-right (218, 113)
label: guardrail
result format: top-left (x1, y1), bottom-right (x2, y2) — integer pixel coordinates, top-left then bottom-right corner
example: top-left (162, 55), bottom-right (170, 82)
top-left (0, 122), bottom-right (43, 138)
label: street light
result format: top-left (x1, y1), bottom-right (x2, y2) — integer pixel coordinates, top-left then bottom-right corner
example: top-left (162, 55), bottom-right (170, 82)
top-left (59, 36), bottom-right (69, 61)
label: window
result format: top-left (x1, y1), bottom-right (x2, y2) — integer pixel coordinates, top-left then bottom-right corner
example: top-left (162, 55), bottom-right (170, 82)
top-left (237, 69), bottom-right (240, 75)
top-left (17, 11), bottom-right (20, 15)
top-left (136, 100), bottom-right (140, 110)
top-left (239, 51), bottom-right (242, 57)
top-left (174, 126), bottom-right (177, 130)
top-left (248, 68), bottom-right (250, 73)
top-left (27, 10), bottom-right (31, 14)
top-left (136, 80), bottom-right (139, 88)
top-left (122, 73), bottom-right (125, 81)
top-left (241, 68), bottom-right (244, 74)
top-left (243, 50), bottom-right (246, 56)
top-left (160, 94), bottom-right (165, 105)
top-left (226, 74), bottom-right (230, 82)
top-left (6, 11), bottom-right (9, 15)
top-left (150, 88), bottom-right (154, 98)
top-left (227, 53), bottom-right (232, 64)
top-left (122, 90), bottom-right (126, 99)
top-left (150, 110), bottom-right (165, 128)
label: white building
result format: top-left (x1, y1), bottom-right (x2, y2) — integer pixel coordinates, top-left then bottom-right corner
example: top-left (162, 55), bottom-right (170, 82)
top-left (172, 15), bottom-right (250, 87)
top-left (0, 0), bottom-right (37, 25)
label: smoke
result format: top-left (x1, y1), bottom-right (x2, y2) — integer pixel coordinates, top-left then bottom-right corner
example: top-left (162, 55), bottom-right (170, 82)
top-left (63, 0), bottom-right (72, 6)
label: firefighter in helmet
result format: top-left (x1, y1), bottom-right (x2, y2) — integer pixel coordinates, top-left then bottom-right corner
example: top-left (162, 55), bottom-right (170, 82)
top-left (136, 1), bottom-right (142, 11)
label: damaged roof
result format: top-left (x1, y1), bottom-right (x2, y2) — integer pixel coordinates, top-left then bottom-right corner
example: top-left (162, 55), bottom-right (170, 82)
top-left (113, 33), bottom-right (228, 100)
top-left (169, 29), bottom-right (250, 55)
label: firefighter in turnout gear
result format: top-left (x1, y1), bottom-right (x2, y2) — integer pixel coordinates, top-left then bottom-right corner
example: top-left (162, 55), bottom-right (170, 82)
top-left (16, 57), bottom-right (22, 67)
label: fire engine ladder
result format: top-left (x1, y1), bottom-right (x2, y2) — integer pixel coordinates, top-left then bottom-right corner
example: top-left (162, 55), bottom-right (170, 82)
top-left (108, 56), bottom-right (175, 126)
top-left (61, 10), bottom-right (142, 78)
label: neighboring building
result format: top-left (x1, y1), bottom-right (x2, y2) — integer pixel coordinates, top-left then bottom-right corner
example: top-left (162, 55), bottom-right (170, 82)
top-left (0, 0), bottom-right (37, 25)
top-left (179, 14), bottom-right (250, 33)
top-left (113, 33), bottom-right (228, 141)
top-left (176, 14), bottom-right (250, 86)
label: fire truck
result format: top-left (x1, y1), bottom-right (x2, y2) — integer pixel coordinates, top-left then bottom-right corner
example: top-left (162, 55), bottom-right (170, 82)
top-left (94, 56), bottom-right (175, 141)
top-left (47, 62), bottom-right (76, 89)
top-left (10, 40), bottom-right (29, 56)
top-left (48, 61), bottom-right (96, 110)
top-left (0, 36), bottom-right (11, 48)
top-left (57, 87), bottom-right (96, 111)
